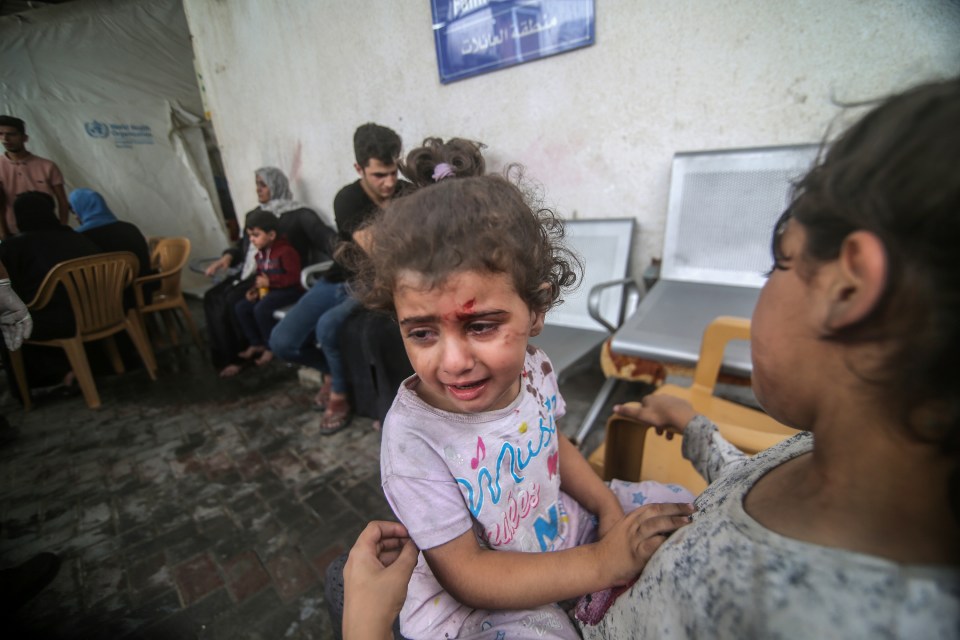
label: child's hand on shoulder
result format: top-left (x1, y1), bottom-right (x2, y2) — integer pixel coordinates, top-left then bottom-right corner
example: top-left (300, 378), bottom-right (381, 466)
top-left (596, 500), bottom-right (626, 540)
top-left (613, 396), bottom-right (698, 438)
top-left (595, 502), bottom-right (694, 586)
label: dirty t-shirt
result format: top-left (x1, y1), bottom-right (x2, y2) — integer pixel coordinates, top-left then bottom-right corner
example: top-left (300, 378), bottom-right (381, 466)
top-left (580, 419), bottom-right (960, 640)
top-left (381, 346), bottom-right (593, 639)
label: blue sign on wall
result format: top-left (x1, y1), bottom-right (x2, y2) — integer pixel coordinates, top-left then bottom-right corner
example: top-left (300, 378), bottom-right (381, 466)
top-left (431, 0), bottom-right (596, 84)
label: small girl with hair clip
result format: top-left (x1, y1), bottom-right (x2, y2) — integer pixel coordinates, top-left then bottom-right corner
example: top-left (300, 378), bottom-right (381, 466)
top-left (347, 139), bottom-right (696, 640)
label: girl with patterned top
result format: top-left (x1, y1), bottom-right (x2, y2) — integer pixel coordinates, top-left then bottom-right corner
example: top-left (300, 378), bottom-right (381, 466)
top-left (343, 147), bottom-right (696, 639)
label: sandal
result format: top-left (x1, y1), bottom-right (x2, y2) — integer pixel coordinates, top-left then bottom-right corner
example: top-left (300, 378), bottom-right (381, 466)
top-left (312, 379), bottom-right (333, 412)
top-left (319, 398), bottom-right (353, 436)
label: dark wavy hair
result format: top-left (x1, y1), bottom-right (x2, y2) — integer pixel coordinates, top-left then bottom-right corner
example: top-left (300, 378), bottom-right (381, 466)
top-left (772, 76), bottom-right (960, 518)
top-left (346, 173), bottom-right (580, 317)
top-left (353, 123), bottom-right (402, 167)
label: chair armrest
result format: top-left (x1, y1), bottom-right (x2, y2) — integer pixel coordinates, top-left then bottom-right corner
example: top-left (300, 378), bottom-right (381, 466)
top-left (587, 278), bottom-right (643, 332)
top-left (602, 415), bottom-right (655, 482)
top-left (690, 316), bottom-right (751, 397)
top-left (301, 260), bottom-right (334, 289)
top-left (133, 271), bottom-right (170, 286)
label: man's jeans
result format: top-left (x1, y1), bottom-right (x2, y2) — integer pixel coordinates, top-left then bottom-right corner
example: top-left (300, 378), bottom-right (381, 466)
top-left (268, 279), bottom-right (359, 394)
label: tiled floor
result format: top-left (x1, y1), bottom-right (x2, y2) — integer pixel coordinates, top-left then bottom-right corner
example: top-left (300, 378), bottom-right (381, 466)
top-left (0, 302), bottom-right (640, 639)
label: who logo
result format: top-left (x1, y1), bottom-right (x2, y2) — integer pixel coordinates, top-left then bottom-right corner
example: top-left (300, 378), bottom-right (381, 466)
top-left (84, 121), bottom-right (109, 138)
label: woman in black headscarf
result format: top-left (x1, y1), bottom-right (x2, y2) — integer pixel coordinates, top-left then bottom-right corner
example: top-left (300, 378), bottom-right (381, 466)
top-left (0, 191), bottom-right (100, 395)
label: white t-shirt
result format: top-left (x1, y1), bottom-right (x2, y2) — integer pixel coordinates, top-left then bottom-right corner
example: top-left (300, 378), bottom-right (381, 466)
top-left (381, 347), bottom-right (592, 639)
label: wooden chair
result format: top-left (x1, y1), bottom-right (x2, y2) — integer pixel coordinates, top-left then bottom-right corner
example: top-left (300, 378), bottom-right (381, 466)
top-left (588, 316), bottom-right (799, 493)
top-left (9, 252), bottom-right (158, 411)
top-left (133, 236), bottom-right (202, 349)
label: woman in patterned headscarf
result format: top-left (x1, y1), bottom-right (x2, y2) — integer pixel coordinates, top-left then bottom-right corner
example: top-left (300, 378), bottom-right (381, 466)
top-left (203, 167), bottom-right (336, 377)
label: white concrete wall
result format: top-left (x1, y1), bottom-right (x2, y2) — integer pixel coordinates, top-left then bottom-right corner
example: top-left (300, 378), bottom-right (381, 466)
top-left (182, 0), bottom-right (960, 274)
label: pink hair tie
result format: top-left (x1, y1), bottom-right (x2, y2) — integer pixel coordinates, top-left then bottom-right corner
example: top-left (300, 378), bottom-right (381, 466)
top-left (432, 163), bottom-right (455, 182)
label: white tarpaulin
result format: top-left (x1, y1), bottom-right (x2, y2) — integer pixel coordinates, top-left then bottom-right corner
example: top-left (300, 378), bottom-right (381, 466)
top-left (0, 0), bottom-right (228, 277)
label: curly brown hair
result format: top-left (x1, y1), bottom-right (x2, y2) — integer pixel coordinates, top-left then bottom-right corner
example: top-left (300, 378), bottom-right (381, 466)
top-left (399, 137), bottom-right (487, 187)
top-left (346, 173), bottom-right (580, 317)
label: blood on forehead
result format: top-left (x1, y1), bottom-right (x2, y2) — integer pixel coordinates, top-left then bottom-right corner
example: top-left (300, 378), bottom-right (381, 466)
top-left (439, 298), bottom-right (479, 323)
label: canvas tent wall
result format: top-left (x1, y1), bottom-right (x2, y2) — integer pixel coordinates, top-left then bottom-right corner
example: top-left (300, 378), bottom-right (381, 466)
top-left (0, 0), bottom-right (228, 270)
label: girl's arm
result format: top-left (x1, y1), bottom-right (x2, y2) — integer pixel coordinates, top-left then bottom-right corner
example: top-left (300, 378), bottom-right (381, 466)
top-left (614, 396), bottom-right (748, 483)
top-left (423, 501), bottom-right (693, 610)
top-left (556, 435), bottom-right (624, 537)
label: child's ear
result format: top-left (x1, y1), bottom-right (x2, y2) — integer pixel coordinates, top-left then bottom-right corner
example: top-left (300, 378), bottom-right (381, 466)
top-left (529, 309), bottom-right (546, 337)
top-left (528, 283), bottom-right (551, 337)
top-left (823, 231), bottom-right (887, 331)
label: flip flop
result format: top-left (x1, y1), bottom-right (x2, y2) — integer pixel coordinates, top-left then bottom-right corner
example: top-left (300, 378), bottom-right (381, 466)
top-left (319, 399), bottom-right (353, 436)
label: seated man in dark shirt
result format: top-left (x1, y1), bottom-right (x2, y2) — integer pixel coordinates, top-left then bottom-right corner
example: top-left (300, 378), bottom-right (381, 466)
top-left (269, 123), bottom-right (411, 434)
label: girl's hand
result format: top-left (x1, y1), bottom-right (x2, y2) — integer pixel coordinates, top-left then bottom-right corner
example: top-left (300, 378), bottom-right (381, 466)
top-left (614, 396), bottom-right (698, 438)
top-left (344, 521), bottom-right (419, 640)
top-left (255, 274), bottom-right (269, 288)
top-left (245, 288), bottom-right (259, 302)
top-left (595, 502), bottom-right (694, 586)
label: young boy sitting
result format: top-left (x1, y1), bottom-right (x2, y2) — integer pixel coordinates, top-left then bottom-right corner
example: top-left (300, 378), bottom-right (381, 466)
top-left (232, 210), bottom-right (303, 368)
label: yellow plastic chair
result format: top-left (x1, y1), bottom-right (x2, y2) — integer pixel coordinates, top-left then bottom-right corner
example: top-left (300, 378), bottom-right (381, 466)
top-left (589, 316), bottom-right (799, 493)
top-left (133, 236), bottom-right (202, 349)
top-left (146, 236), bottom-right (163, 262)
top-left (9, 252), bottom-right (158, 411)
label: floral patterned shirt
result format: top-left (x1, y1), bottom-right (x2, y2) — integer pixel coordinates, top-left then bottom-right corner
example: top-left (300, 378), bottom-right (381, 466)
top-left (581, 417), bottom-right (960, 640)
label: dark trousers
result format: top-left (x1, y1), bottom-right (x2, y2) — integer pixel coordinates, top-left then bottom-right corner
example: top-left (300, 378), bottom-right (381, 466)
top-left (203, 275), bottom-right (254, 369)
top-left (233, 288), bottom-right (303, 348)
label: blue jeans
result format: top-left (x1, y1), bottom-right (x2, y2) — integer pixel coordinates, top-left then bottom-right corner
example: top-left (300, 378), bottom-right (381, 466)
top-left (268, 278), bottom-right (359, 394)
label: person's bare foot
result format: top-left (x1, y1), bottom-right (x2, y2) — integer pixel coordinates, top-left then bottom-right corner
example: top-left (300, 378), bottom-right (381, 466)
top-left (254, 350), bottom-right (274, 366)
top-left (312, 377), bottom-right (332, 411)
top-left (237, 346), bottom-right (265, 360)
top-left (219, 363), bottom-right (244, 378)
top-left (63, 371), bottom-right (76, 387)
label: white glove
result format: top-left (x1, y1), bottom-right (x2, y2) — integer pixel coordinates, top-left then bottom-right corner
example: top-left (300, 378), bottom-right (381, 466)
top-left (0, 278), bottom-right (33, 351)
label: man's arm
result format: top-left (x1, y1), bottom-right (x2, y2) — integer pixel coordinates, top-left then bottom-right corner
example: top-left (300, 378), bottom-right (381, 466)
top-left (52, 183), bottom-right (70, 225)
top-left (0, 188), bottom-right (9, 238)
top-left (352, 226), bottom-right (373, 254)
